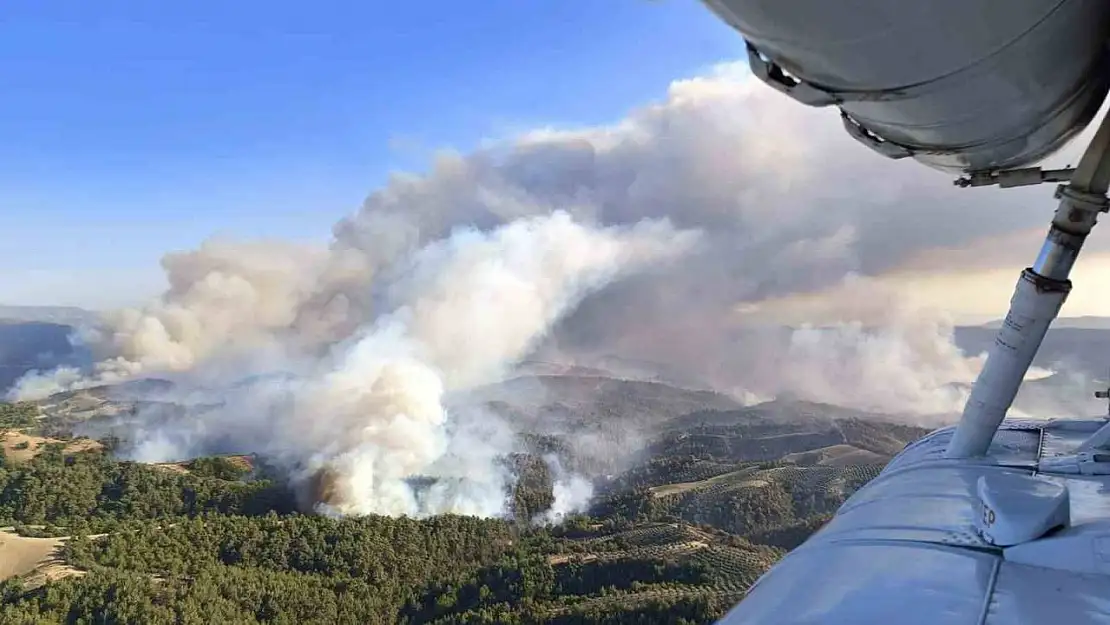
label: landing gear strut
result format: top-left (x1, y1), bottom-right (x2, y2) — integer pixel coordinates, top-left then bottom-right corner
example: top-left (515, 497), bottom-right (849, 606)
top-left (947, 116), bottom-right (1110, 458)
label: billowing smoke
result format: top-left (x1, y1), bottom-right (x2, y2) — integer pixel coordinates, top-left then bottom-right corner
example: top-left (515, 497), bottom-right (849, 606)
top-left (95, 212), bottom-right (695, 517)
top-left (13, 63), bottom-right (1103, 516)
top-left (543, 455), bottom-right (594, 524)
top-left (279, 213), bottom-right (692, 516)
top-left (11, 366), bottom-right (87, 403)
top-left (92, 240), bottom-right (329, 377)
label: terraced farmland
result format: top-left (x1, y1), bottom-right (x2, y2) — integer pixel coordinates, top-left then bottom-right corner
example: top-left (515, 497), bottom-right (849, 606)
top-left (534, 520), bottom-right (781, 622)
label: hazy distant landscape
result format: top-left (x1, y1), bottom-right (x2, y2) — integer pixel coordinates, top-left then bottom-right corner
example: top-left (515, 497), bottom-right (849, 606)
top-left (0, 306), bottom-right (99, 328)
top-left (0, 321), bottom-right (79, 395)
top-left (6, 306), bottom-right (1109, 414)
top-left (955, 322), bottom-right (1110, 379)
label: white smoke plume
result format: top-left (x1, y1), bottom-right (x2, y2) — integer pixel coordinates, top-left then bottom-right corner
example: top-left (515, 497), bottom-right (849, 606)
top-left (542, 455), bottom-right (595, 524)
top-left (14, 62), bottom-right (1104, 516)
top-left (7, 240), bottom-right (329, 400)
top-left (104, 212), bottom-right (695, 517)
top-left (286, 212), bottom-right (693, 516)
top-left (92, 240), bottom-right (329, 376)
top-left (10, 366), bottom-right (87, 402)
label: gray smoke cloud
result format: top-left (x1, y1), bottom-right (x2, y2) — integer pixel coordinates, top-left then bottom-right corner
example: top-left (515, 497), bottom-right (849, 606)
top-left (12, 62), bottom-right (1103, 516)
top-left (103, 212), bottom-right (694, 517)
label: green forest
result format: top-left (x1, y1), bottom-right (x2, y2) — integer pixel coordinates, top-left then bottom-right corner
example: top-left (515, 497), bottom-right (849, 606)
top-left (0, 445), bottom-right (740, 623)
top-left (0, 399), bottom-right (909, 624)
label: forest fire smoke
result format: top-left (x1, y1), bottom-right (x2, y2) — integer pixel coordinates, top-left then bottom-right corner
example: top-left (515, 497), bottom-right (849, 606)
top-left (13, 64), bottom-right (1086, 516)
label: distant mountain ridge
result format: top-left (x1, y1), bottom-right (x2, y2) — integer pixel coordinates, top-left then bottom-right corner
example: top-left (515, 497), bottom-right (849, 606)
top-left (0, 305), bottom-right (98, 327)
top-left (0, 321), bottom-right (80, 394)
top-left (953, 324), bottom-right (1110, 378)
top-left (0, 306), bottom-right (97, 394)
top-left (980, 315), bottom-right (1110, 330)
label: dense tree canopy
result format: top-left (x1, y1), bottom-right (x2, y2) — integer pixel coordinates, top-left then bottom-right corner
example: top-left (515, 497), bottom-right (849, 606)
top-left (0, 403), bottom-right (37, 429)
top-left (0, 446), bottom-right (292, 534)
top-left (0, 395), bottom-right (904, 624)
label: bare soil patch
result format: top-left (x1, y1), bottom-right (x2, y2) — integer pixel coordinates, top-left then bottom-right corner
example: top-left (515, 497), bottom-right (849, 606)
top-left (0, 430), bottom-right (103, 463)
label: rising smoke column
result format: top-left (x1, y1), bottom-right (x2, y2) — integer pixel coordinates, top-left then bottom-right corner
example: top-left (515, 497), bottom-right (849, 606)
top-left (284, 212), bottom-right (695, 516)
top-left (15, 63), bottom-right (1103, 516)
top-left (8, 239), bottom-right (330, 400)
top-left (24, 64), bottom-right (1089, 408)
top-left (117, 212), bottom-right (696, 517)
top-left (318, 64), bottom-right (1092, 418)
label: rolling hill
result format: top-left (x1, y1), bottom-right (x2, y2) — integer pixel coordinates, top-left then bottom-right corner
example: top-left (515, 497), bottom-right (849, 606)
top-left (10, 317), bottom-right (1097, 622)
top-left (0, 370), bottom-right (931, 623)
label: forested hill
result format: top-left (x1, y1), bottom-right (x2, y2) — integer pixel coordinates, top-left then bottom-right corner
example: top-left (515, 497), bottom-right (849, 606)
top-left (0, 381), bottom-right (928, 624)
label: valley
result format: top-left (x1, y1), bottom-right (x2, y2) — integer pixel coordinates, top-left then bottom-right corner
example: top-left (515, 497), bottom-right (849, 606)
top-left (0, 369), bottom-right (928, 624)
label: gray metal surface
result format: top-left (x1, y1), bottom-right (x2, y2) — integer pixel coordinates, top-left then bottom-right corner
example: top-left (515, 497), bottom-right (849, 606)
top-left (719, 541), bottom-right (996, 625)
top-left (1042, 420), bottom-right (1105, 457)
top-left (716, 419), bottom-right (1110, 624)
top-left (884, 424), bottom-right (1042, 472)
top-left (945, 272), bottom-right (1069, 458)
top-left (945, 68), bottom-right (1110, 460)
top-left (989, 560), bottom-right (1110, 624)
top-left (701, 0), bottom-right (1110, 173)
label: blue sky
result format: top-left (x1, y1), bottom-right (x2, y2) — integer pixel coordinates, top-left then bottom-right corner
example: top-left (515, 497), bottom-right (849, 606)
top-left (0, 0), bottom-right (741, 309)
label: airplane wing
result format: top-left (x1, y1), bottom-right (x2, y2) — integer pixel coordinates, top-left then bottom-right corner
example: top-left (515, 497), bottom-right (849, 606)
top-left (719, 416), bottom-right (1110, 624)
top-left (701, 0), bottom-right (1110, 174)
top-left (699, 1), bottom-right (1110, 622)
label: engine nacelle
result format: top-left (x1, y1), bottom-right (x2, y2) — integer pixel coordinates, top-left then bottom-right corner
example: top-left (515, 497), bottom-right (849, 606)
top-left (702, 0), bottom-right (1110, 173)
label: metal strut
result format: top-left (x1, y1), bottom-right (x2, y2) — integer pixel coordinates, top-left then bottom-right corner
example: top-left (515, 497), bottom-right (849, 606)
top-left (946, 115), bottom-right (1110, 459)
top-left (954, 167), bottom-right (1075, 189)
